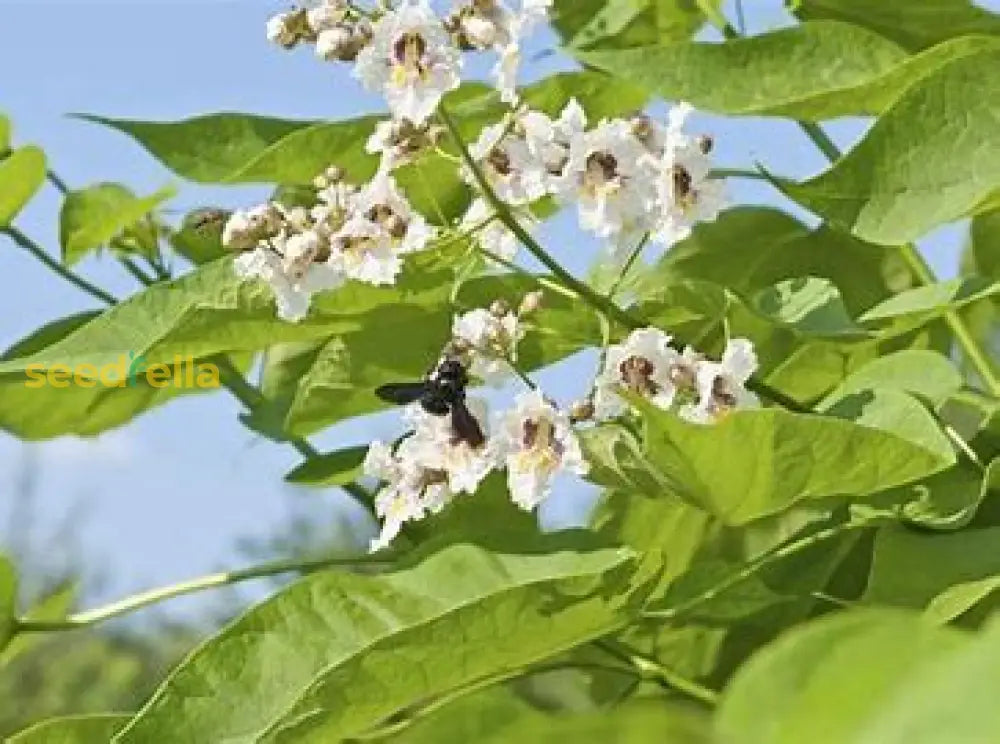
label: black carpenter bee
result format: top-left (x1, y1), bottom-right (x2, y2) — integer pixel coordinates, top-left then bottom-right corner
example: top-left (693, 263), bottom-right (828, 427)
top-left (376, 358), bottom-right (486, 448)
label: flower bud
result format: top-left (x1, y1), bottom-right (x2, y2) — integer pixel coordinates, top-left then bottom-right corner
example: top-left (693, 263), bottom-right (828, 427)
top-left (569, 400), bottom-right (595, 423)
top-left (266, 13), bottom-right (298, 48)
top-left (518, 290), bottom-right (544, 316)
top-left (307, 2), bottom-right (348, 33)
top-left (696, 134), bottom-right (714, 155)
top-left (316, 25), bottom-right (360, 62)
top-left (490, 298), bottom-right (511, 318)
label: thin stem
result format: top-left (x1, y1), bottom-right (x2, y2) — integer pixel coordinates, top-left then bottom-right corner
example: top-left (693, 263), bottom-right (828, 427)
top-left (507, 356), bottom-right (538, 391)
top-left (440, 106), bottom-right (808, 413)
top-left (734, 0), bottom-right (747, 35)
top-left (643, 522), bottom-right (862, 621)
top-left (5, 217), bottom-right (368, 503)
top-left (14, 553), bottom-right (393, 632)
top-left (594, 640), bottom-right (719, 707)
top-left (607, 233), bottom-right (649, 300)
top-left (796, 120), bottom-right (842, 163)
top-left (899, 244), bottom-right (1000, 398)
top-left (438, 105), bottom-right (638, 331)
top-left (1, 226), bottom-right (118, 306)
top-left (118, 255), bottom-right (158, 287)
top-left (711, 166), bottom-right (773, 181)
top-left (474, 243), bottom-right (580, 301)
top-left (46, 169), bottom-right (70, 195)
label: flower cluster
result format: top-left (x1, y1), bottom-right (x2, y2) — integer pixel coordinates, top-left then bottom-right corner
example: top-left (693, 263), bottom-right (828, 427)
top-left (460, 100), bottom-right (726, 261)
top-left (364, 295), bottom-right (587, 550)
top-left (594, 327), bottom-right (759, 424)
top-left (223, 167), bottom-right (432, 321)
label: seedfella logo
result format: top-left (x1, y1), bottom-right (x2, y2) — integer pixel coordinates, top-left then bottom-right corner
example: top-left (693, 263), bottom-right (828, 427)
top-left (24, 354), bottom-right (221, 389)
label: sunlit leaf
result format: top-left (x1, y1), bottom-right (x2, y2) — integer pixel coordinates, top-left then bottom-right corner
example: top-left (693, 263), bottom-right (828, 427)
top-left (60, 183), bottom-right (174, 266)
top-left (8, 715), bottom-right (130, 744)
top-left (0, 146), bottom-right (46, 226)
top-left (636, 395), bottom-right (954, 524)
top-left (780, 48), bottom-right (1000, 245)
top-left (577, 21), bottom-right (919, 120)
top-left (716, 609), bottom-right (997, 744)
top-left (793, 0), bottom-right (1000, 52)
top-left (114, 542), bottom-right (639, 743)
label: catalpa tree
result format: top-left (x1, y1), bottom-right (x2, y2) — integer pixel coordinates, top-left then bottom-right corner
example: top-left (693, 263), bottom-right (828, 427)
top-left (3, 0), bottom-right (1000, 742)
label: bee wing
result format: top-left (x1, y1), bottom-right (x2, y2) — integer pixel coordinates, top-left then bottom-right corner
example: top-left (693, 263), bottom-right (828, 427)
top-left (451, 400), bottom-right (486, 449)
top-left (375, 382), bottom-right (427, 405)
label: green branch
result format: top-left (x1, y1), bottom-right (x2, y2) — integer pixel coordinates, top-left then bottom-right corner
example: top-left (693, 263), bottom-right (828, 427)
top-left (594, 639), bottom-right (719, 706)
top-left (437, 105), bottom-right (806, 412)
top-left (14, 553), bottom-right (393, 633)
top-left (643, 522), bottom-right (863, 622)
top-left (1, 225), bottom-right (119, 306)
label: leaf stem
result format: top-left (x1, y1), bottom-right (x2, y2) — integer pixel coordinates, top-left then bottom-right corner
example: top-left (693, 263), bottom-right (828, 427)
top-left (643, 522), bottom-right (863, 622)
top-left (438, 105), bottom-right (807, 413)
top-left (594, 639), bottom-right (719, 706)
top-left (4, 216), bottom-right (369, 504)
top-left (606, 233), bottom-right (649, 300)
top-left (0, 225), bottom-right (119, 306)
top-left (14, 553), bottom-right (392, 633)
top-left (118, 254), bottom-right (158, 287)
top-left (438, 105), bottom-right (638, 331)
top-left (899, 244), bottom-right (1000, 397)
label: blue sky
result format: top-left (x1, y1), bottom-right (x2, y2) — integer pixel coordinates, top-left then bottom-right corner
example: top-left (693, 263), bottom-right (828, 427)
top-left (0, 0), bottom-right (990, 619)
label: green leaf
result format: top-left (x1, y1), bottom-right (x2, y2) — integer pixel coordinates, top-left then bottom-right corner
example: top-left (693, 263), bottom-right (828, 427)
top-left (114, 543), bottom-right (639, 743)
top-left (0, 554), bottom-right (16, 651)
top-left (643, 208), bottom-right (909, 316)
top-left (575, 21), bottom-right (937, 120)
top-left (781, 48), bottom-right (1000, 245)
top-left (793, 0), bottom-right (1000, 52)
top-left (820, 350), bottom-right (964, 408)
top-left (74, 112), bottom-right (377, 185)
top-left (552, 0), bottom-right (714, 50)
top-left (399, 688), bottom-right (710, 743)
top-left (752, 277), bottom-right (864, 338)
top-left (285, 446), bottom-right (369, 487)
top-left (858, 277), bottom-right (1000, 325)
top-left (9, 714), bottom-right (130, 744)
top-left (970, 208), bottom-right (1000, 279)
top-left (865, 492), bottom-right (1000, 622)
top-left (716, 609), bottom-right (993, 744)
top-left (637, 397), bottom-right (954, 525)
top-left (579, 425), bottom-right (672, 499)
top-left (0, 146), bottom-right (46, 226)
top-left (0, 307), bottom-right (249, 439)
top-left (59, 182), bottom-right (173, 266)
top-left (0, 250), bottom-right (457, 380)
top-left (0, 114), bottom-right (10, 151)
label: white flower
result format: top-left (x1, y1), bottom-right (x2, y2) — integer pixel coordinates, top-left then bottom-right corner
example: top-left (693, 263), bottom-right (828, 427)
top-left (329, 173), bottom-right (434, 285)
top-left (366, 118), bottom-right (439, 172)
top-left (451, 0), bottom-right (553, 102)
top-left (593, 327), bottom-right (682, 420)
top-left (520, 99), bottom-right (586, 182)
top-left (403, 398), bottom-right (498, 494)
top-left (307, 0), bottom-right (348, 33)
top-left (460, 198), bottom-right (524, 262)
top-left (556, 118), bottom-right (660, 246)
top-left (364, 440), bottom-right (453, 552)
top-left (354, 0), bottom-right (462, 123)
top-left (681, 339), bottom-right (759, 424)
top-left (453, 307), bottom-right (523, 385)
top-left (498, 390), bottom-right (587, 511)
top-left (234, 232), bottom-right (344, 322)
top-left (651, 103), bottom-right (726, 247)
top-left (468, 119), bottom-right (548, 205)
